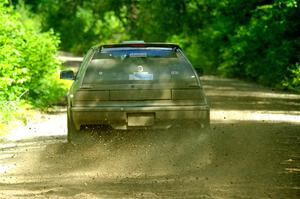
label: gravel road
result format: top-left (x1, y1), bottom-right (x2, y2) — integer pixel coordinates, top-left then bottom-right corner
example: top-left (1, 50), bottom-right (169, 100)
top-left (0, 76), bottom-right (299, 198)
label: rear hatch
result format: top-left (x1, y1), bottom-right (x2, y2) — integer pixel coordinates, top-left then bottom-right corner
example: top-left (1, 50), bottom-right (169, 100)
top-left (74, 47), bottom-right (205, 105)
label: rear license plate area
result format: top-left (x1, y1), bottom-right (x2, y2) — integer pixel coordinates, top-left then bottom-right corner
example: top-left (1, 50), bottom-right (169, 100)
top-left (127, 113), bottom-right (155, 127)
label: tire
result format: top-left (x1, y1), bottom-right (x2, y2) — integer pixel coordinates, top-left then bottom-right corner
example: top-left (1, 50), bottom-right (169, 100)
top-left (67, 116), bottom-right (81, 143)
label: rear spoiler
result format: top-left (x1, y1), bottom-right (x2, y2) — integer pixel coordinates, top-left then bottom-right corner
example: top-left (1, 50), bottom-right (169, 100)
top-left (97, 43), bottom-right (181, 50)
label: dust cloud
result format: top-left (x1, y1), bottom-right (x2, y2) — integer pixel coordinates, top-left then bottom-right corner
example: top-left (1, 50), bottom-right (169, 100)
top-left (0, 76), bottom-right (299, 198)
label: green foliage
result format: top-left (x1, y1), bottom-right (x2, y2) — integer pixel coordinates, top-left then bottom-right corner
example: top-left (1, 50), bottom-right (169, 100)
top-left (217, 1), bottom-right (300, 90)
top-left (29, 74), bottom-right (67, 108)
top-left (0, 1), bottom-right (67, 115)
top-left (18, 0), bottom-right (300, 92)
top-left (283, 63), bottom-right (300, 91)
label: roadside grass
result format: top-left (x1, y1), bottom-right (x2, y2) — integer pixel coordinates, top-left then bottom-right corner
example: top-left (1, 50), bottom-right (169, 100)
top-left (0, 102), bottom-right (33, 141)
top-left (0, 77), bottom-right (71, 141)
top-left (0, 50), bottom-right (77, 141)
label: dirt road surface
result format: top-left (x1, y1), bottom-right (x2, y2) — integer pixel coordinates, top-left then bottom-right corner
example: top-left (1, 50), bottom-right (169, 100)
top-left (0, 76), bottom-right (299, 198)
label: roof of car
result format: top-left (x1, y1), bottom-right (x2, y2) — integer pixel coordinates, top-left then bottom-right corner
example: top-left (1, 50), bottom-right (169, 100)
top-left (96, 42), bottom-right (181, 50)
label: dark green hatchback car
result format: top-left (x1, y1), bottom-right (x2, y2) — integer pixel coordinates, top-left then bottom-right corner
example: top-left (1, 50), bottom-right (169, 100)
top-left (60, 41), bottom-right (210, 142)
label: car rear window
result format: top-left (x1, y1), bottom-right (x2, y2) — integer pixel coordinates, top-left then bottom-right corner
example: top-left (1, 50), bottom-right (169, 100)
top-left (82, 47), bottom-right (197, 85)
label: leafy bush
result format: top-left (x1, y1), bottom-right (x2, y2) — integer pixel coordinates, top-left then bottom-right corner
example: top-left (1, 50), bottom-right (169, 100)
top-left (0, 0), bottom-right (67, 117)
top-left (21, 0), bottom-right (300, 92)
top-left (283, 63), bottom-right (300, 91)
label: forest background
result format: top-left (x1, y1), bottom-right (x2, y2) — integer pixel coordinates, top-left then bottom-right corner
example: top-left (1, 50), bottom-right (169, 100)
top-left (0, 0), bottom-right (299, 130)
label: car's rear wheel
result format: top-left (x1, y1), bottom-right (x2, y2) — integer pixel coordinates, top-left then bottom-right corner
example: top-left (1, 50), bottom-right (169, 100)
top-left (67, 116), bottom-right (81, 143)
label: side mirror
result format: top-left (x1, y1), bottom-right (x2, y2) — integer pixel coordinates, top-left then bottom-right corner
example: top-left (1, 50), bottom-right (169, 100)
top-left (60, 70), bottom-right (75, 80)
top-left (195, 67), bottom-right (204, 76)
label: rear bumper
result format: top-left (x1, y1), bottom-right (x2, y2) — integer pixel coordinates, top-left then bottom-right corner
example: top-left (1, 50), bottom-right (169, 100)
top-left (70, 105), bottom-right (210, 130)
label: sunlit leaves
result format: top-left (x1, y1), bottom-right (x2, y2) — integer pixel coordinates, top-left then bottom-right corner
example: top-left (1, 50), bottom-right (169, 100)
top-left (0, 1), bottom-right (66, 109)
top-left (18, 0), bottom-right (300, 92)
top-left (283, 63), bottom-right (300, 91)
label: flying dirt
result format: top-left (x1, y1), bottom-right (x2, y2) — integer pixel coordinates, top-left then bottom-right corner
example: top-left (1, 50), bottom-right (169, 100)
top-left (0, 76), bottom-right (299, 198)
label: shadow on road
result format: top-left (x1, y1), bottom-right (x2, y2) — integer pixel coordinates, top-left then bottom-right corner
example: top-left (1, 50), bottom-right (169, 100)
top-left (1, 75), bottom-right (299, 198)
